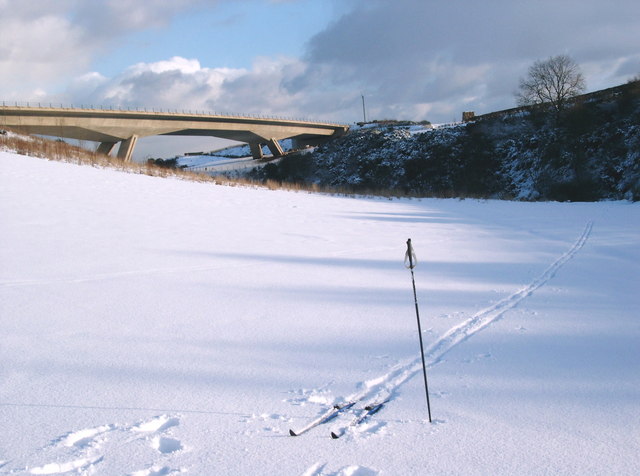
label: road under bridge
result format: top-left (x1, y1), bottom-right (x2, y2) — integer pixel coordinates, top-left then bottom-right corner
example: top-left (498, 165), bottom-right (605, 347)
top-left (0, 104), bottom-right (348, 161)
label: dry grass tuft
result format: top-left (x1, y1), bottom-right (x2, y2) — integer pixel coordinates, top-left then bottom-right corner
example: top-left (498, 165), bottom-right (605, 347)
top-left (0, 129), bottom-right (415, 199)
top-left (0, 129), bottom-right (222, 182)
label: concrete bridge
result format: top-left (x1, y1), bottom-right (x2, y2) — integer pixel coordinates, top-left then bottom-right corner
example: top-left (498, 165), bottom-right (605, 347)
top-left (0, 104), bottom-right (349, 161)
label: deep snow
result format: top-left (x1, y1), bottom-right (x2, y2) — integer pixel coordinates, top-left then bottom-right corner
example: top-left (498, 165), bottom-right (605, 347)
top-left (1, 151), bottom-right (639, 475)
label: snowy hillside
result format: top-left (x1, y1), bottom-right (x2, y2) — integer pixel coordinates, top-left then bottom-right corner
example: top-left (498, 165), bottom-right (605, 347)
top-left (254, 81), bottom-right (640, 201)
top-left (1, 151), bottom-right (639, 475)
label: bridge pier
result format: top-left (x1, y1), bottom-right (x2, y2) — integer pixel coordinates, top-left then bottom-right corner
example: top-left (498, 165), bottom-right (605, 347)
top-left (96, 141), bottom-right (117, 156)
top-left (116, 135), bottom-right (138, 162)
top-left (266, 138), bottom-right (284, 157)
top-left (96, 137), bottom-right (137, 161)
top-left (249, 142), bottom-right (264, 159)
top-left (249, 139), bottom-right (285, 159)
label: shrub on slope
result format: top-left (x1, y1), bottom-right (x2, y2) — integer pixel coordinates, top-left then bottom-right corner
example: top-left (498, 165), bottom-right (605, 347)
top-left (252, 80), bottom-right (640, 201)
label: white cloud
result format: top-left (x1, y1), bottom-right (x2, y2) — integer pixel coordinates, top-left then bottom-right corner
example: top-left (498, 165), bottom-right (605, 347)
top-left (63, 55), bottom-right (306, 116)
top-left (0, 0), bottom-right (214, 99)
top-left (3, 0), bottom-right (639, 125)
top-left (127, 57), bottom-right (204, 75)
top-left (73, 0), bottom-right (211, 37)
top-left (291, 0), bottom-right (640, 121)
top-left (0, 6), bottom-right (91, 99)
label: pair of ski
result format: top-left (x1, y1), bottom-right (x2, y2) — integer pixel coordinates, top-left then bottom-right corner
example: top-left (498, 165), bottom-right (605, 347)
top-left (289, 399), bottom-right (388, 439)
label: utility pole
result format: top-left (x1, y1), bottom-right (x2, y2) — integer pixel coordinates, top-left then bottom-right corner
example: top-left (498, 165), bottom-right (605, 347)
top-left (361, 94), bottom-right (367, 123)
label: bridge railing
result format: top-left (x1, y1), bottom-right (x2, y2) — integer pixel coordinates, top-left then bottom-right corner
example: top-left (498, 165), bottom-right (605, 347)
top-left (0, 101), bottom-right (347, 127)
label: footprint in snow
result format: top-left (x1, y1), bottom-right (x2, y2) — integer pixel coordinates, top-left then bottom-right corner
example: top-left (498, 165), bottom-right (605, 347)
top-left (29, 455), bottom-right (104, 475)
top-left (132, 415), bottom-right (184, 455)
top-left (5, 415), bottom-right (184, 475)
top-left (151, 436), bottom-right (183, 454)
top-left (61, 424), bottom-right (115, 448)
top-left (132, 414), bottom-right (180, 433)
top-left (127, 416), bottom-right (185, 475)
top-left (302, 463), bottom-right (379, 476)
top-left (129, 464), bottom-right (178, 476)
top-left (354, 421), bottom-right (387, 439)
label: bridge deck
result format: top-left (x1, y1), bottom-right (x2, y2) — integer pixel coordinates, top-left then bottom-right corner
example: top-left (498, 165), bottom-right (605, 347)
top-left (0, 104), bottom-right (348, 161)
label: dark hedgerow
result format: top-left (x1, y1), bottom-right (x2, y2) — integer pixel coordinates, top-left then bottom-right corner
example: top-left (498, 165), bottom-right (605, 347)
top-left (250, 81), bottom-right (639, 201)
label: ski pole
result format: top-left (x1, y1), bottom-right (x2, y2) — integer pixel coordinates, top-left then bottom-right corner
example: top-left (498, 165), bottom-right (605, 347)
top-left (405, 238), bottom-right (432, 423)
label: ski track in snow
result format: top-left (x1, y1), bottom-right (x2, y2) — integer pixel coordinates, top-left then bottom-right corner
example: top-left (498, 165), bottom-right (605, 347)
top-left (2, 415), bottom-right (185, 475)
top-left (296, 221), bottom-right (593, 441)
top-left (302, 462), bottom-right (378, 476)
top-left (2, 222), bottom-right (593, 474)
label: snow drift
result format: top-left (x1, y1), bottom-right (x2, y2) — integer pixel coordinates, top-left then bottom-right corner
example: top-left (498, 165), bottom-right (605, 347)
top-left (1, 151), bottom-right (639, 474)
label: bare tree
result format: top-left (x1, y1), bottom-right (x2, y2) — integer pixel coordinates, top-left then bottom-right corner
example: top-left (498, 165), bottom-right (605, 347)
top-left (516, 55), bottom-right (586, 113)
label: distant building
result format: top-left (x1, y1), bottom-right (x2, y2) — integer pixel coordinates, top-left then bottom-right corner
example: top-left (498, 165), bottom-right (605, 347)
top-left (462, 111), bottom-right (475, 122)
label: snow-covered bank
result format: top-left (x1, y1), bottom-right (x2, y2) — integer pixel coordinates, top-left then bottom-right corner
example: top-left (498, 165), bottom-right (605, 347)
top-left (1, 152), bottom-right (639, 475)
top-left (254, 83), bottom-right (640, 201)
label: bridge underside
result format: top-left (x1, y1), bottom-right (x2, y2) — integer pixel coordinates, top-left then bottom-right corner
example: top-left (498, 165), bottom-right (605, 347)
top-left (0, 107), bottom-right (348, 162)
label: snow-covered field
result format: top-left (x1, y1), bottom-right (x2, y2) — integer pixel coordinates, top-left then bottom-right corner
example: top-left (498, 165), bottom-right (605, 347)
top-left (1, 151), bottom-right (639, 475)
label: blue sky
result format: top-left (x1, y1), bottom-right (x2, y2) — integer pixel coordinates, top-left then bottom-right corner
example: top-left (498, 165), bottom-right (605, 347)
top-left (92, 1), bottom-right (335, 76)
top-left (1, 0), bottom-right (639, 157)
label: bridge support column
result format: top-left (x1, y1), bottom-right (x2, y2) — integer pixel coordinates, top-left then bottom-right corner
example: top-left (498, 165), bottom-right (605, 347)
top-left (266, 138), bottom-right (284, 157)
top-left (291, 138), bottom-right (305, 150)
top-left (249, 142), bottom-right (264, 160)
top-left (117, 135), bottom-right (138, 162)
top-left (96, 141), bottom-right (117, 156)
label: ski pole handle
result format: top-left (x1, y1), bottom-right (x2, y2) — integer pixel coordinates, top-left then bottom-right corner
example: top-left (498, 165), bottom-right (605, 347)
top-left (405, 238), bottom-right (417, 269)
